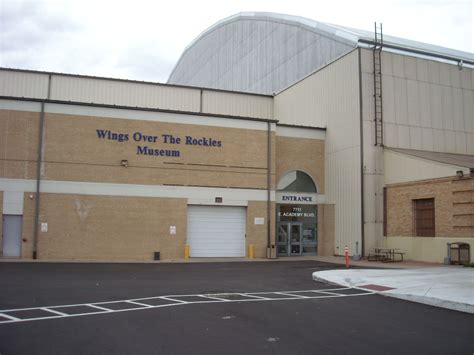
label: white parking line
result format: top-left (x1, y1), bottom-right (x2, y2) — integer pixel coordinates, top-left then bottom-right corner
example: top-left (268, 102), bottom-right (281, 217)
top-left (0, 287), bottom-right (374, 325)
top-left (87, 304), bottom-right (113, 312)
top-left (275, 292), bottom-right (309, 298)
top-left (41, 308), bottom-right (68, 316)
top-left (313, 290), bottom-right (345, 296)
top-left (0, 313), bottom-right (20, 321)
top-left (126, 301), bottom-right (154, 308)
top-left (158, 297), bottom-right (189, 304)
top-left (236, 294), bottom-right (269, 300)
top-left (199, 295), bottom-right (232, 302)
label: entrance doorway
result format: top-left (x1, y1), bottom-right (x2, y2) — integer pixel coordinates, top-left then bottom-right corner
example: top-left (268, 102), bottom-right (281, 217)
top-left (2, 215), bottom-right (22, 257)
top-left (276, 170), bottom-right (319, 257)
top-left (277, 222), bottom-right (302, 256)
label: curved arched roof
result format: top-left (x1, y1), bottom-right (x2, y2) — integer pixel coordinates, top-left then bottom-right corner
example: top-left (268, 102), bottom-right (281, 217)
top-left (178, 12), bottom-right (473, 66)
top-left (168, 12), bottom-right (473, 94)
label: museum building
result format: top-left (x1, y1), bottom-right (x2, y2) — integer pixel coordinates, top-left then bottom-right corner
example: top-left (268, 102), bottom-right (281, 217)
top-left (0, 68), bottom-right (330, 260)
top-left (1, 12), bottom-right (473, 262)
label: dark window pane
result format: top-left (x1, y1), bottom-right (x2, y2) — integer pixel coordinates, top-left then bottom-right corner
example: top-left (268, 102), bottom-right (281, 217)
top-left (414, 198), bottom-right (435, 237)
top-left (277, 171), bottom-right (316, 192)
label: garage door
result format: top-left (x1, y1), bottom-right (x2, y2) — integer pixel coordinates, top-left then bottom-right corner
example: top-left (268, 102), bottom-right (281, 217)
top-left (187, 206), bottom-right (246, 257)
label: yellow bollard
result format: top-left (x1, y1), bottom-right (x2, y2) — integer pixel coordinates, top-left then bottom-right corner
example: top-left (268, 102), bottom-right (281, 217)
top-left (248, 244), bottom-right (254, 259)
top-left (184, 244), bottom-right (190, 260)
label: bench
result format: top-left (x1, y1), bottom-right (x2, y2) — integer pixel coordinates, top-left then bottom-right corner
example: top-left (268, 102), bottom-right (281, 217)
top-left (368, 248), bottom-right (405, 262)
top-left (367, 252), bottom-right (390, 262)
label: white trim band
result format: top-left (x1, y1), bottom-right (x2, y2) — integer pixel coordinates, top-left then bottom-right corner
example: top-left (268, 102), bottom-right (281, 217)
top-left (0, 178), bottom-right (276, 203)
top-left (0, 99), bottom-right (273, 131)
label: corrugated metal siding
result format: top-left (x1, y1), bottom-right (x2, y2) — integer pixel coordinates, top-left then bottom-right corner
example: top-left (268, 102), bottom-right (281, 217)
top-left (168, 17), bottom-right (354, 95)
top-left (377, 51), bottom-right (474, 155)
top-left (0, 69), bottom-right (274, 120)
top-left (202, 91), bottom-right (273, 119)
top-left (360, 48), bottom-right (474, 254)
top-left (0, 70), bottom-right (49, 99)
top-left (274, 50), bottom-right (362, 255)
top-left (50, 76), bottom-right (201, 112)
top-left (360, 50), bottom-right (384, 254)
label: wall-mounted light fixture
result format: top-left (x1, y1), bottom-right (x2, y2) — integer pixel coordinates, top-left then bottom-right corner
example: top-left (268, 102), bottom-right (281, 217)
top-left (457, 60), bottom-right (463, 71)
top-left (456, 170), bottom-right (464, 178)
top-left (121, 159), bottom-right (129, 168)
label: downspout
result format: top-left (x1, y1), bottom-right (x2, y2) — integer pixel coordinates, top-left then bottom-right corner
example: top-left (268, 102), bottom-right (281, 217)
top-left (199, 89), bottom-right (203, 113)
top-left (358, 48), bottom-right (365, 257)
top-left (267, 121), bottom-right (272, 258)
top-left (32, 74), bottom-right (51, 259)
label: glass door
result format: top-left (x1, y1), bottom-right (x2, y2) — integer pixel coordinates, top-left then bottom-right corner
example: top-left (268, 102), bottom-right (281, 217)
top-left (277, 223), bottom-right (289, 256)
top-left (289, 223), bottom-right (302, 255)
top-left (277, 222), bottom-right (302, 256)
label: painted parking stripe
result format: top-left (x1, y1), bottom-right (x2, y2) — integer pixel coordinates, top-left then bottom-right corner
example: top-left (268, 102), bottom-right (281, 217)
top-left (126, 301), bottom-right (154, 308)
top-left (275, 292), bottom-right (309, 299)
top-left (311, 290), bottom-right (345, 296)
top-left (158, 297), bottom-right (189, 304)
top-left (41, 308), bottom-right (68, 316)
top-left (87, 304), bottom-right (113, 312)
top-left (199, 295), bottom-right (232, 302)
top-left (0, 287), bottom-right (374, 325)
top-left (235, 294), bottom-right (269, 300)
top-left (0, 313), bottom-right (20, 321)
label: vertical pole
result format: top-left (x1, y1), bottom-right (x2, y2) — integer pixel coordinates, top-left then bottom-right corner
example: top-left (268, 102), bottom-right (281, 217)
top-left (199, 89), bottom-right (203, 113)
top-left (358, 48), bottom-right (365, 258)
top-left (32, 102), bottom-right (45, 260)
top-left (345, 245), bottom-right (349, 269)
top-left (33, 74), bottom-right (51, 259)
top-left (267, 121), bottom-right (272, 258)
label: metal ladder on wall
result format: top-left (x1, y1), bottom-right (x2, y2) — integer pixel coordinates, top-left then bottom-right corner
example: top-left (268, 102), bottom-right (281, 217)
top-left (373, 22), bottom-right (384, 146)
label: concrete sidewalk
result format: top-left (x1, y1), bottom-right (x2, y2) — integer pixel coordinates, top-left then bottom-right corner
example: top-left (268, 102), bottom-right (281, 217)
top-left (313, 266), bottom-right (474, 314)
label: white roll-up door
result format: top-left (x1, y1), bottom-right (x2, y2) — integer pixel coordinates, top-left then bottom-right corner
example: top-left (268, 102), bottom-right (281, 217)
top-left (187, 206), bottom-right (246, 257)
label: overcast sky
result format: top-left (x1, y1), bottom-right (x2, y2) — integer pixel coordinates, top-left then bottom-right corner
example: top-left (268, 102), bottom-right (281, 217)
top-left (0, 0), bottom-right (472, 83)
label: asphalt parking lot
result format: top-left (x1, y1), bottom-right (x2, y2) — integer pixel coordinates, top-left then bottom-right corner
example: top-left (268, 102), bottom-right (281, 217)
top-left (0, 261), bottom-right (472, 354)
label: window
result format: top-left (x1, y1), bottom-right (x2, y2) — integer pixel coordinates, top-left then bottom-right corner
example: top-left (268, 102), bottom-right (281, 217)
top-left (277, 171), bottom-right (316, 192)
top-left (414, 198), bottom-right (435, 237)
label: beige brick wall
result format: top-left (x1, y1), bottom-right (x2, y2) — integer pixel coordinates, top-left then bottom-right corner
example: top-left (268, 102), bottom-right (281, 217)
top-left (275, 136), bottom-right (325, 193)
top-left (29, 193), bottom-right (187, 261)
top-left (19, 194), bottom-right (275, 261)
top-left (1, 108), bottom-right (327, 261)
top-left (246, 201), bottom-right (276, 258)
top-left (387, 177), bottom-right (474, 238)
top-left (41, 112), bottom-right (275, 189)
top-left (0, 110), bottom-right (276, 189)
top-left (0, 109), bottom-right (39, 179)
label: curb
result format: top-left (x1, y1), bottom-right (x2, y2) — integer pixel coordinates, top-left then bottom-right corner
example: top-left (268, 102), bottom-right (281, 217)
top-left (312, 270), bottom-right (474, 315)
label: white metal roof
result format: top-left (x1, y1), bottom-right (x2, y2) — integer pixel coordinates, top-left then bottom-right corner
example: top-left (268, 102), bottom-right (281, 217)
top-left (184, 12), bottom-right (473, 65)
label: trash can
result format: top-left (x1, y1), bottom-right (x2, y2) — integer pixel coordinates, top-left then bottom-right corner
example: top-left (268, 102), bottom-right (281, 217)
top-left (449, 243), bottom-right (470, 265)
top-left (154, 251), bottom-right (160, 261)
